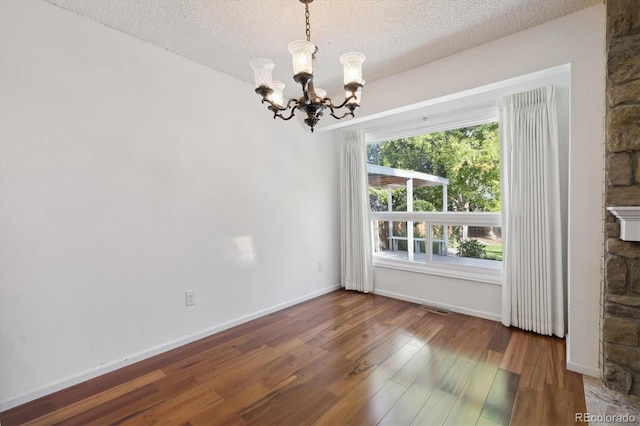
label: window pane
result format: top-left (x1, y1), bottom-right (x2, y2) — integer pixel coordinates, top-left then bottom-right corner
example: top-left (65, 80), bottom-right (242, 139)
top-left (372, 220), bottom-right (420, 262)
top-left (373, 220), bottom-right (406, 253)
top-left (367, 122), bottom-right (500, 214)
top-left (368, 122), bottom-right (502, 274)
top-left (430, 225), bottom-right (502, 269)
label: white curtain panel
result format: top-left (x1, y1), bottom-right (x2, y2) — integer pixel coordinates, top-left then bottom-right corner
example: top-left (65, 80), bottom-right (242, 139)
top-left (340, 129), bottom-right (373, 293)
top-left (499, 86), bottom-right (565, 337)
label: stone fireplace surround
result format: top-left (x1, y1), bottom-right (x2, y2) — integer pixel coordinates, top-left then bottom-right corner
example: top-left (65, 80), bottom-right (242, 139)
top-left (602, 0), bottom-right (640, 400)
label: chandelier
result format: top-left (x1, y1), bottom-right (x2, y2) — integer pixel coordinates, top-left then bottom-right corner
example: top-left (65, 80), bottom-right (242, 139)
top-left (250, 0), bottom-right (365, 132)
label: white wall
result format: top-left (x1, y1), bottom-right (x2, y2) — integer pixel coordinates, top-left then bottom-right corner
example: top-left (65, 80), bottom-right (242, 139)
top-left (373, 269), bottom-right (502, 321)
top-left (327, 5), bottom-right (605, 376)
top-left (0, 0), bottom-right (341, 409)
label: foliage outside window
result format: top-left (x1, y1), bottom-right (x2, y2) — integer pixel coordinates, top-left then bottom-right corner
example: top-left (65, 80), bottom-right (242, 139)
top-left (368, 123), bottom-right (500, 213)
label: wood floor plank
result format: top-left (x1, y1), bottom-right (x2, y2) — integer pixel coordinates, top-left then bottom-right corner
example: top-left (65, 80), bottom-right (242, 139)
top-left (451, 317), bottom-right (495, 366)
top-left (411, 388), bottom-right (457, 426)
top-left (210, 338), bottom-right (306, 398)
top-left (476, 415), bottom-right (503, 426)
top-left (51, 383), bottom-right (160, 426)
top-left (259, 342), bottom-right (327, 389)
top-left (194, 338), bottom-right (302, 392)
top-left (399, 313), bottom-right (446, 346)
top-left (565, 370), bottom-right (587, 419)
top-left (510, 386), bottom-right (544, 426)
top-left (500, 329), bottom-right (529, 374)
top-left (230, 376), bottom-right (301, 424)
top-left (320, 320), bottom-right (396, 358)
top-left (187, 382), bottom-right (273, 425)
top-left (240, 382), bottom-right (339, 425)
top-left (378, 373), bottom-right (438, 426)
top-left (0, 291), bottom-right (588, 426)
top-left (444, 349), bottom-right (503, 425)
top-left (547, 337), bottom-right (567, 389)
top-left (542, 383), bottom-right (576, 426)
top-left (160, 344), bottom-right (242, 380)
top-left (344, 379), bottom-right (407, 426)
top-left (390, 342), bottom-right (437, 388)
top-left (298, 318), bottom-right (354, 345)
top-left (487, 322), bottom-right (512, 353)
top-left (114, 380), bottom-right (222, 425)
top-left (391, 315), bottom-right (476, 390)
top-left (84, 375), bottom-right (201, 425)
top-left (317, 342), bottom-right (421, 425)
top-left (239, 349), bottom-right (354, 424)
top-left (383, 303), bottom-right (424, 328)
top-left (438, 359), bottom-right (475, 396)
top-left (382, 340), bottom-right (480, 426)
top-left (480, 368), bottom-right (521, 425)
top-left (345, 326), bottom-right (411, 365)
top-left (239, 358), bottom-right (344, 424)
top-left (520, 333), bottom-right (550, 391)
top-left (22, 370), bottom-right (166, 426)
top-left (380, 350), bottom-right (454, 425)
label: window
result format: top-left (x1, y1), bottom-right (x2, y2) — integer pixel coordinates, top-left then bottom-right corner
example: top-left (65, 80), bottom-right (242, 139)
top-left (367, 122), bottom-right (502, 284)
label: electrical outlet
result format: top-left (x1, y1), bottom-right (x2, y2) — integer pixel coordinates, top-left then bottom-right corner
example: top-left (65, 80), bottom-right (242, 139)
top-left (185, 290), bottom-right (196, 306)
top-left (318, 262), bottom-right (323, 272)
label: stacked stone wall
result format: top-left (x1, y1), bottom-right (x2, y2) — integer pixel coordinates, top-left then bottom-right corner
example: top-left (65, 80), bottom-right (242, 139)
top-left (604, 0), bottom-right (640, 397)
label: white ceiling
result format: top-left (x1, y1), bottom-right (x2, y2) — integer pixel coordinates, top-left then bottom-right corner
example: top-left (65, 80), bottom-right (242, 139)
top-left (44, 0), bottom-right (598, 100)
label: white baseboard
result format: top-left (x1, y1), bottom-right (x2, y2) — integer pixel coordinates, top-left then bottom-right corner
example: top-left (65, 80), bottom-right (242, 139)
top-left (567, 360), bottom-right (601, 378)
top-left (0, 284), bottom-right (340, 412)
top-left (373, 288), bottom-right (501, 322)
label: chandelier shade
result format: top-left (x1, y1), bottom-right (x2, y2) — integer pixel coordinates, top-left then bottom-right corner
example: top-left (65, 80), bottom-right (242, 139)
top-left (288, 40), bottom-right (316, 76)
top-left (250, 0), bottom-right (365, 132)
top-left (340, 52), bottom-right (366, 85)
top-left (249, 58), bottom-right (274, 89)
top-left (266, 81), bottom-right (285, 107)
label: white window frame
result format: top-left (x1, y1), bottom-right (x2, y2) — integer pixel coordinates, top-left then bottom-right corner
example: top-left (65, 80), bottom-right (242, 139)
top-left (370, 211), bottom-right (502, 285)
top-left (366, 110), bottom-right (502, 285)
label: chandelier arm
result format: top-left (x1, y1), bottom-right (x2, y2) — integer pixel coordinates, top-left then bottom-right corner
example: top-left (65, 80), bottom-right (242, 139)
top-left (273, 106), bottom-right (298, 121)
top-left (261, 97), bottom-right (300, 111)
top-left (323, 93), bottom-right (357, 111)
top-left (286, 98), bottom-right (300, 109)
top-left (271, 102), bottom-right (299, 121)
top-left (329, 110), bottom-right (355, 120)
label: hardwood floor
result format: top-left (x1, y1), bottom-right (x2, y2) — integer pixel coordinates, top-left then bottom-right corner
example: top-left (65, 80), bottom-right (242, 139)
top-left (0, 290), bottom-right (587, 425)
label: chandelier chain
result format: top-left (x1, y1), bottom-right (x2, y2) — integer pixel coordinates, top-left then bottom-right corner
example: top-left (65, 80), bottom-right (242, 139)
top-left (304, 1), bottom-right (311, 42)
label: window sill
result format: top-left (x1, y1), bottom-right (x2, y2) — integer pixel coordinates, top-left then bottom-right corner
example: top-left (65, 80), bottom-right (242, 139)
top-left (372, 255), bottom-right (502, 286)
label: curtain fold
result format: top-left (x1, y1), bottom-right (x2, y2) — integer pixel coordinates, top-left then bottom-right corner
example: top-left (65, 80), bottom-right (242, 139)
top-left (340, 129), bottom-right (373, 293)
top-left (499, 86), bottom-right (565, 337)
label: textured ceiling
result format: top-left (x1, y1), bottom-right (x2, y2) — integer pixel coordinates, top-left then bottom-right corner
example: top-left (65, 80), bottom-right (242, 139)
top-left (44, 0), bottom-right (599, 99)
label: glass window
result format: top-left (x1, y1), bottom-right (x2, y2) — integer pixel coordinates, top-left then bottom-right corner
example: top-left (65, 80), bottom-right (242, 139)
top-left (368, 122), bottom-right (502, 274)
